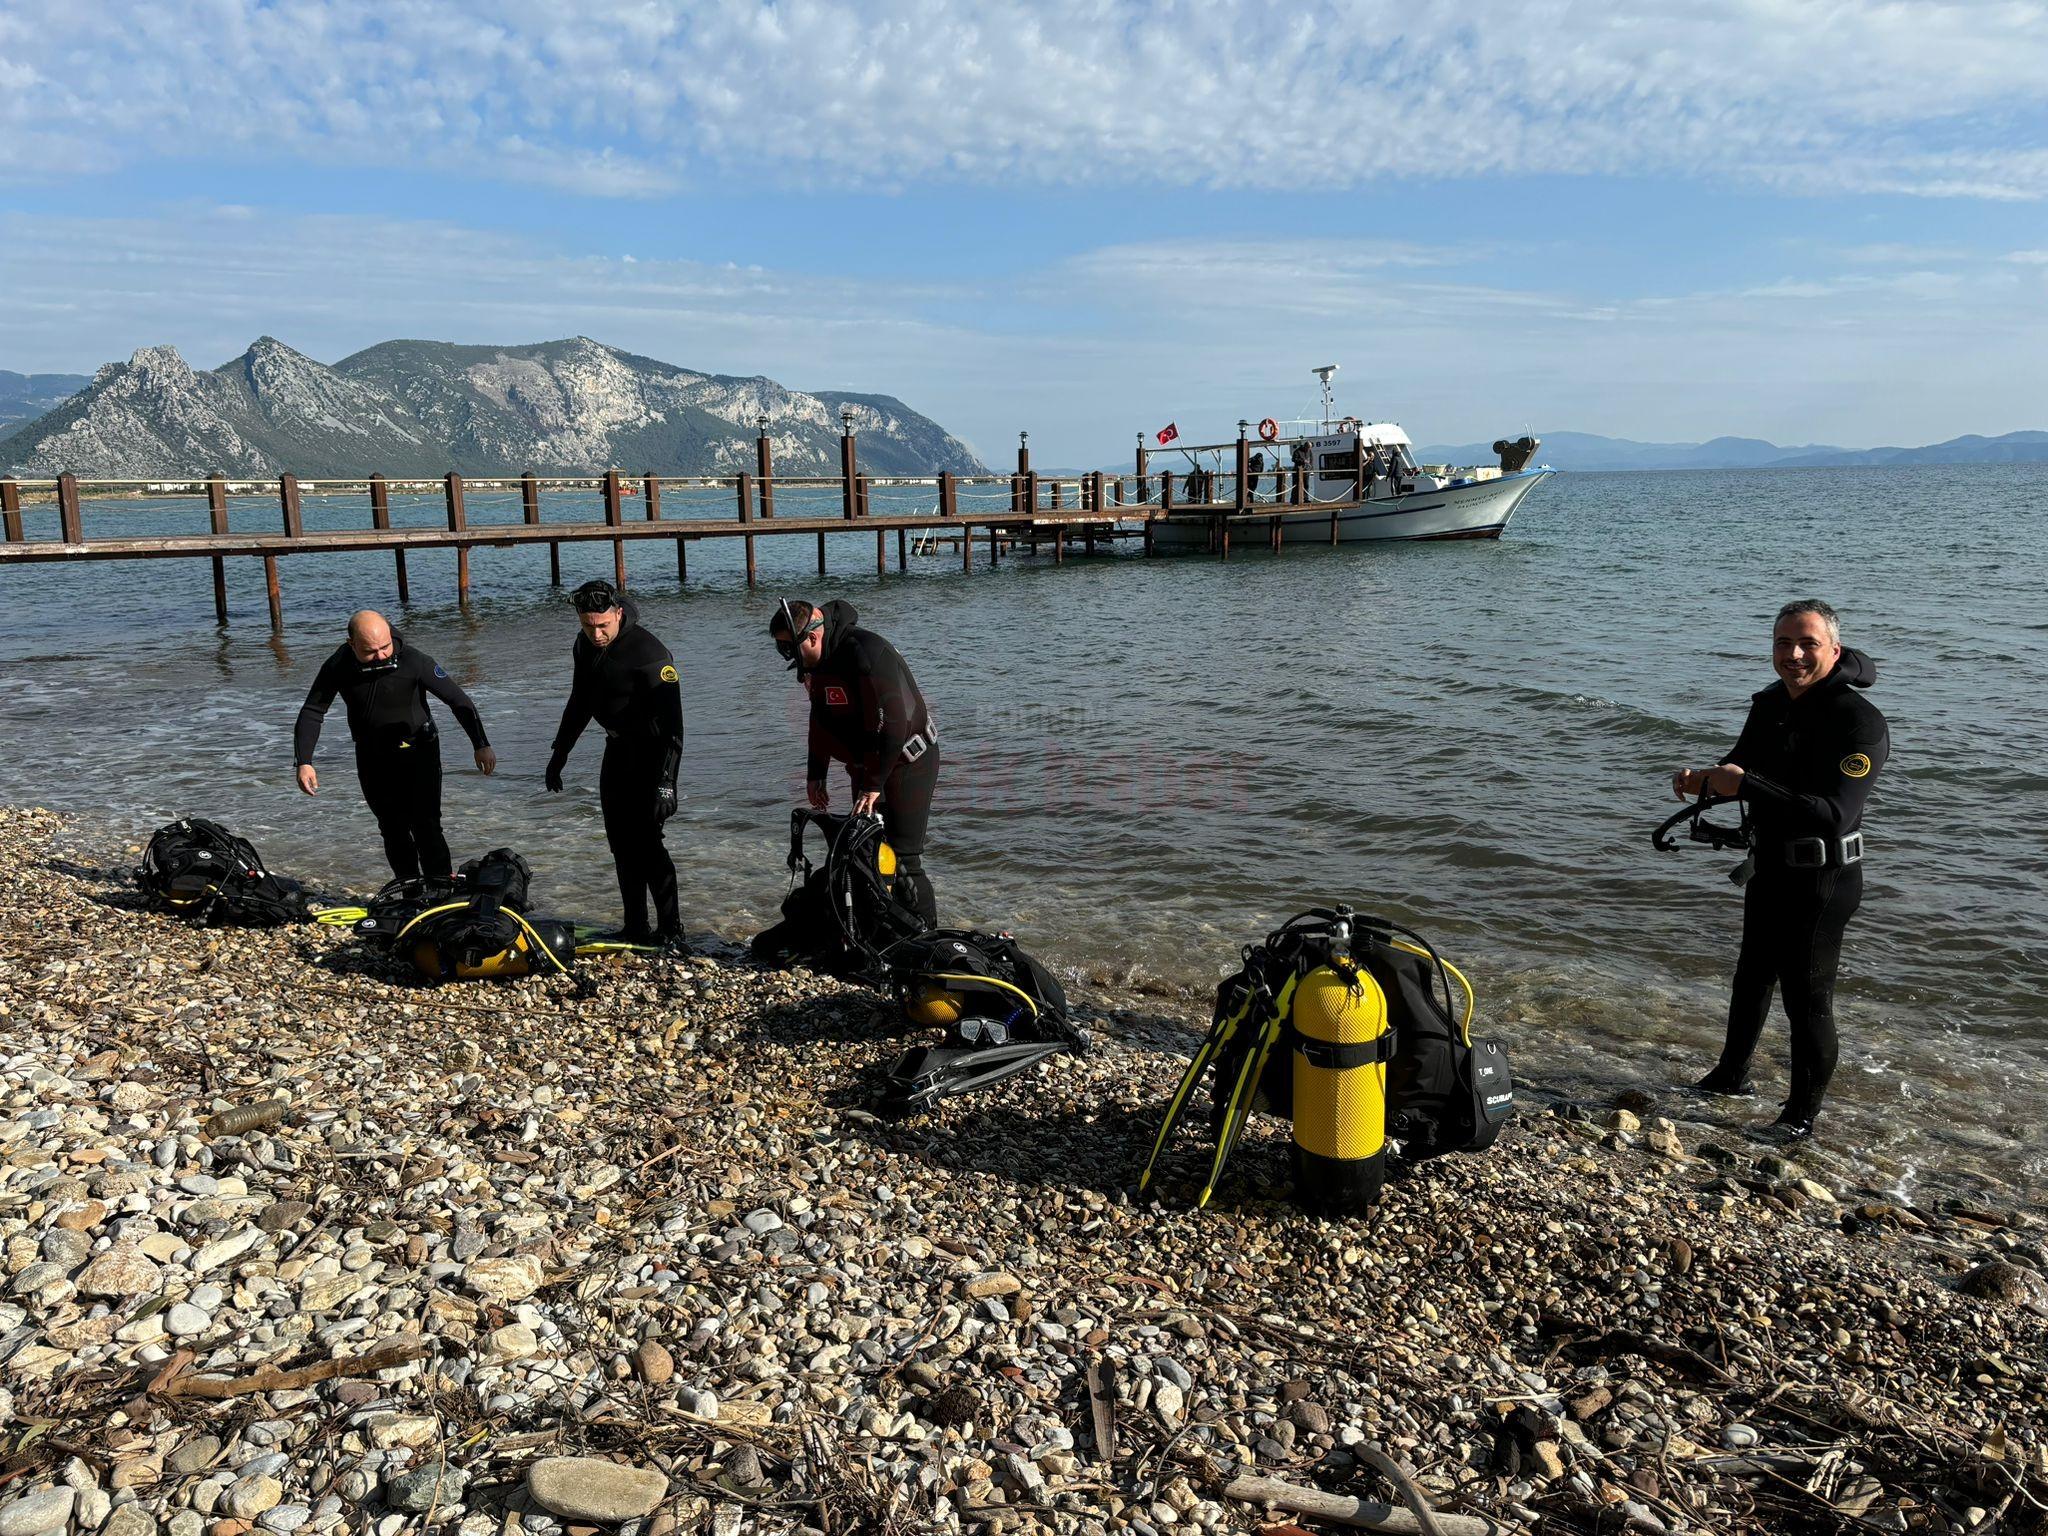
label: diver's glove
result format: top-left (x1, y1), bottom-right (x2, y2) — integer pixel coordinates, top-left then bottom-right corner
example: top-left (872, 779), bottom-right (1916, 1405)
top-left (544, 750), bottom-right (568, 794)
top-left (654, 782), bottom-right (678, 823)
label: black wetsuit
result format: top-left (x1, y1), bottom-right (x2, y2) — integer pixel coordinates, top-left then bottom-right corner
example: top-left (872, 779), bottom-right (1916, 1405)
top-left (293, 638), bottom-right (489, 881)
top-left (1709, 648), bottom-right (1889, 1123)
top-left (548, 599), bottom-right (684, 939)
top-left (803, 599), bottom-right (940, 926)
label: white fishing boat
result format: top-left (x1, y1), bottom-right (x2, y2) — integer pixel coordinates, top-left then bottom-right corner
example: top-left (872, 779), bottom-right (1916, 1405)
top-left (1144, 365), bottom-right (1554, 546)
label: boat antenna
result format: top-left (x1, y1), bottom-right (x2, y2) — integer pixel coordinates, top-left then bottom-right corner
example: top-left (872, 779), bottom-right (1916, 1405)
top-left (1312, 364), bottom-right (1339, 430)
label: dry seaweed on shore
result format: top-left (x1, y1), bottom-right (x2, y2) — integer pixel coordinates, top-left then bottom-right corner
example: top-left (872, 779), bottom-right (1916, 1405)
top-left (2, 803), bottom-right (2045, 1536)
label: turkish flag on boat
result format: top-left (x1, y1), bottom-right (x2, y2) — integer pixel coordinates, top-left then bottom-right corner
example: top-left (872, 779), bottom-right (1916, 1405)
top-left (1155, 422), bottom-right (1179, 445)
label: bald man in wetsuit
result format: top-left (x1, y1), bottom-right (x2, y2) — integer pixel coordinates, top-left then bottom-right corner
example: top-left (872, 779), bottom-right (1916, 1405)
top-left (294, 610), bottom-right (496, 881)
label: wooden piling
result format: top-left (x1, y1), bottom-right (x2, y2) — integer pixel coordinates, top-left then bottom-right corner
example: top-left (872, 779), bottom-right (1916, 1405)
top-left (1027, 471), bottom-right (1040, 514)
top-left (938, 471), bottom-right (957, 518)
top-left (603, 469), bottom-right (627, 587)
top-left (1353, 431), bottom-right (1367, 502)
top-left (1, 478), bottom-right (22, 543)
top-left (1135, 436), bottom-right (1150, 503)
top-left (816, 530), bottom-right (827, 575)
top-left (1055, 526), bottom-right (1065, 564)
top-left (1235, 432), bottom-right (1250, 513)
top-left (521, 472), bottom-right (555, 585)
top-left (1143, 517), bottom-right (1155, 556)
top-left (1330, 502), bottom-right (1340, 545)
top-left (1161, 472), bottom-right (1174, 513)
top-left (962, 515), bottom-right (973, 571)
top-left (279, 474), bottom-right (303, 538)
top-left (370, 474), bottom-right (409, 603)
top-left (756, 430), bottom-right (776, 518)
top-left (897, 527), bottom-right (908, 572)
top-left (737, 471), bottom-right (757, 587)
top-left (264, 555), bottom-right (283, 629)
top-left (206, 476), bottom-right (229, 623)
top-left (840, 432), bottom-right (858, 520)
top-left (444, 472), bottom-right (470, 598)
top-left (57, 473), bottom-right (81, 543)
top-left (645, 472), bottom-right (682, 584)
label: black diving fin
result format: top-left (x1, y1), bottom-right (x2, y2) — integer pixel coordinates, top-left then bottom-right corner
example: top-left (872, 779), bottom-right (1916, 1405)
top-left (877, 1037), bottom-right (1072, 1117)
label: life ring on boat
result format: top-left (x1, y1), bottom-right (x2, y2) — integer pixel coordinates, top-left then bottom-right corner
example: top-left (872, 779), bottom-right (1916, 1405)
top-left (1257, 417), bottom-right (1279, 443)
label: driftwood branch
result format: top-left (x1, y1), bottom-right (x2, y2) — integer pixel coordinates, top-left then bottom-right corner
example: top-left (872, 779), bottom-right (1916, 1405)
top-left (1086, 1355), bottom-right (1118, 1464)
top-left (1222, 1473), bottom-right (1492, 1535)
top-left (1357, 1447), bottom-right (1450, 1536)
top-left (162, 1339), bottom-right (432, 1400)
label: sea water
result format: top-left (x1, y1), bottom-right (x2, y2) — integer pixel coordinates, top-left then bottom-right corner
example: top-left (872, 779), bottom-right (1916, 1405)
top-left (3, 465), bottom-right (2043, 1204)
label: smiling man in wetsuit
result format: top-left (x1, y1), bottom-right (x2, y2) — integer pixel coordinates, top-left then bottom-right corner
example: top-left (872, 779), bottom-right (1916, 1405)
top-left (293, 610), bottom-right (496, 881)
top-left (1670, 598), bottom-right (1889, 1141)
top-left (769, 597), bottom-right (940, 927)
top-left (545, 580), bottom-right (685, 950)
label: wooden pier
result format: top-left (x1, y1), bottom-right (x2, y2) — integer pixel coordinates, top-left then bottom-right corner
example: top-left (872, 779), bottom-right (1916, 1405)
top-left (0, 424), bottom-right (1379, 627)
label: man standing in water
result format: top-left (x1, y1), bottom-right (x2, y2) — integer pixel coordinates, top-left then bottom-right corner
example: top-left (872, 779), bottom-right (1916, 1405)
top-left (293, 610), bottom-right (496, 881)
top-left (545, 580), bottom-right (684, 949)
top-left (1670, 599), bottom-right (1888, 1140)
top-left (769, 598), bottom-right (940, 927)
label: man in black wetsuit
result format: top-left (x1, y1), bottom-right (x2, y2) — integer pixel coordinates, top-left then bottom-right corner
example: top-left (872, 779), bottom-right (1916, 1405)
top-left (1671, 598), bottom-right (1889, 1140)
top-left (769, 598), bottom-right (940, 927)
top-left (293, 610), bottom-right (495, 881)
top-left (545, 580), bottom-right (684, 949)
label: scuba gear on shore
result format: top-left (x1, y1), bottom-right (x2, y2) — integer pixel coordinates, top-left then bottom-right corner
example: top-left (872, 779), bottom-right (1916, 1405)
top-left (400, 903), bottom-right (577, 981)
top-left (1139, 907), bottom-right (1513, 1213)
top-left (878, 929), bottom-right (1090, 1115)
top-left (751, 809), bottom-right (925, 979)
top-left (135, 818), bottom-right (309, 927)
top-left (343, 850), bottom-right (575, 983)
top-left (750, 812), bottom-right (1082, 1113)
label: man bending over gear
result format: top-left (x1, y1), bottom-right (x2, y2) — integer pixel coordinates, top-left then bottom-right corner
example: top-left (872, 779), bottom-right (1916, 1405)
top-left (1669, 598), bottom-right (1889, 1142)
top-left (769, 598), bottom-right (940, 927)
top-left (294, 610), bottom-right (496, 881)
top-left (545, 580), bottom-right (685, 949)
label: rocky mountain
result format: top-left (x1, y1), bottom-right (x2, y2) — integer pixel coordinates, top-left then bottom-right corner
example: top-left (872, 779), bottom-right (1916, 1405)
top-left (0, 370), bottom-right (90, 437)
top-left (1417, 428), bottom-right (2048, 471)
top-left (0, 337), bottom-right (985, 478)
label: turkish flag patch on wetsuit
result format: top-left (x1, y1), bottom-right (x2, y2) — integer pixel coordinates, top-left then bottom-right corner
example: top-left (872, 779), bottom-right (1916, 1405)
top-left (823, 686), bottom-right (849, 706)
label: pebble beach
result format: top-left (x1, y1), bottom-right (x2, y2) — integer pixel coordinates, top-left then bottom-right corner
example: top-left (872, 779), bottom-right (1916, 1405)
top-left (3, 803), bottom-right (2045, 1536)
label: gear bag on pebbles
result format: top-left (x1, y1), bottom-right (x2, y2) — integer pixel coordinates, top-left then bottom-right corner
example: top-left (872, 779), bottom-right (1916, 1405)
top-left (134, 817), bottom-right (309, 927)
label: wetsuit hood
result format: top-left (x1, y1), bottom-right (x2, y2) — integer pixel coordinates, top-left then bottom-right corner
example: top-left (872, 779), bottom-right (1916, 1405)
top-left (1833, 646), bottom-right (1876, 689)
top-left (815, 599), bottom-right (860, 661)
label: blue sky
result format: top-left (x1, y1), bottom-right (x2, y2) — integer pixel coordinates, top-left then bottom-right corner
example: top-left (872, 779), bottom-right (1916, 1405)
top-left (4, 0), bottom-right (2047, 465)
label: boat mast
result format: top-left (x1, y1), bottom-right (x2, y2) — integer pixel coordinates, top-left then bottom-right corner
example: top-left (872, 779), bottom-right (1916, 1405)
top-left (1313, 364), bottom-right (1339, 431)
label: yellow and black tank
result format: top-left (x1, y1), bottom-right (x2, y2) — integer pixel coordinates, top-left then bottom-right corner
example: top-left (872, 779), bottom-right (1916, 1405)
top-left (399, 903), bottom-right (577, 983)
top-left (1287, 959), bottom-right (1392, 1214)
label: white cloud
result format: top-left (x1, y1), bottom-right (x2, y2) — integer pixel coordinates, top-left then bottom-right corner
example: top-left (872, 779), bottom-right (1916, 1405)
top-left (2, 0), bottom-right (2045, 198)
top-left (4, 205), bottom-right (2044, 462)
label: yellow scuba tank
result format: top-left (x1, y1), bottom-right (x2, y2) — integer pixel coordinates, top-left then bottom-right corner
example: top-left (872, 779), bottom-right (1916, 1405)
top-left (1289, 959), bottom-right (1391, 1214)
top-left (404, 910), bottom-right (577, 982)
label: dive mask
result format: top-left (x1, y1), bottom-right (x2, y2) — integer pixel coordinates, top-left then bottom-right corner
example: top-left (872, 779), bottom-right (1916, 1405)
top-left (773, 599), bottom-right (823, 668)
top-left (572, 579), bottom-right (621, 614)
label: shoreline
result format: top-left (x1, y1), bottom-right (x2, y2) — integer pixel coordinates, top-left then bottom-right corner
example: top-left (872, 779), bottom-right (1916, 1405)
top-left (3, 804), bottom-right (2045, 1536)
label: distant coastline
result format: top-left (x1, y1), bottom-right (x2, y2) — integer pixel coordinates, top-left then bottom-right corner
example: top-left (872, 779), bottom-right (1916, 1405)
top-left (1416, 427), bottom-right (2048, 473)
